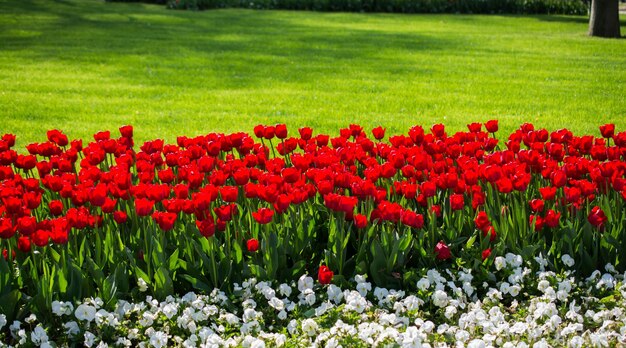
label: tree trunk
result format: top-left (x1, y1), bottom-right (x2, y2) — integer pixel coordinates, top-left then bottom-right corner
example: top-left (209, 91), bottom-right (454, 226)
top-left (588, 0), bottom-right (621, 38)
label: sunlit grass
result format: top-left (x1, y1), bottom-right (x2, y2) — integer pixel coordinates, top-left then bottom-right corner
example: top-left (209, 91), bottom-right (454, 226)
top-left (1, 0), bottom-right (625, 148)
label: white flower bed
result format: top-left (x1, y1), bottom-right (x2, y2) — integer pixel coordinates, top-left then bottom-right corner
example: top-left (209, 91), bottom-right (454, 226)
top-left (2, 254), bottom-right (626, 347)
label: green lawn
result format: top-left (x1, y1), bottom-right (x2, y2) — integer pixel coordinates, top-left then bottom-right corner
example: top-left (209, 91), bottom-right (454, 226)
top-left (1, 0), bottom-right (625, 148)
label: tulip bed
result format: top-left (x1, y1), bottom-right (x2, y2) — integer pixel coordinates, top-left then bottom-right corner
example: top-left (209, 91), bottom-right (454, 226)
top-left (1, 121), bottom-right (626, 345)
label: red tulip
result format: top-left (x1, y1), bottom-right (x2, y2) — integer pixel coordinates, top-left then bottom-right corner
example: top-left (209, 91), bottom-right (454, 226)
top-left (220, 186), bottom-right (239, 202)
top-left (588, 206), bottom-right (607, 228)
top-left (599, 124), bottom-right (615, 138)
top-left (544, 209), bottom-right (560, 228)
top-left (467, 123), bottom-right (482, 133)
top-left (2, 197), bottom-right (22, 215)
top-left (539, 187), bottom-right (557, 201)
top-left (46, 129), bottom-right (69, 147)
top-left (550, 170), bottom-right (567, 188)
top-left (430, 205), bottom-right (442, 218)
top-left (496, 178), bottom-right (513, 193)
top-left (485, 120), bottom-right (499, 133)
top-left (482, 248), bottom-right (492, 261)
top-left (401, 210), bottom-right (424, 229)
top-left (15, 155), bottom-right (37, 170)
top-left (431, 124), bottom-right (446, 138)
top-left (2, 133), bottom-right (16, 147)
top-left (318, 265), bottom-right (334, 285)
top-left (275, 124), bottom-right (288, 139)
top-left (32, 230), bottom-right (49, 247)
top-left (89, 184), bottom-right (108, 207)
top-left (529, 199), bottom-right (544, 213)
top-left (2, 249), bottom-right (15, 261)
top-left (196, 219), bottom-right (216, 238)
top-left (253, 125), bottom-right (265, 138)
top-left (263, 126), bottom-right (275, 140)
top-left (298, 127), bottom-right (313, 141)
top-left (564, 187), bottom-right (581, 204)
top-left (119, 125), bottom-right (133, 138)
top-left (530, 214), bottom-right (544, 231)
top-left (354, 214), bottom-right (368, 228)
top-left (152, 211), bottom-right (177, 231)
top-left (483, 225), bottom-right (497, 242)
top-left (421, 181), bottom-right (437, 198)
top-left (0, 218), bottom-right (15, 239)
top-left (113, 211), bottom-right (128, 224)
top-left (135, 198), bottom-right (155, 217)
top-left (450, 194), bottom-right (464, 211)
top-left (474, 211), bottom-right (490, 231)
top-left (17, 236), bottom-right (31, 253)
top-left (246, 238), bottom-right (259, 252)
top-left (252, 208), bottom-right (274, 224)
top-left (372, 126), bottom-right (386, 140)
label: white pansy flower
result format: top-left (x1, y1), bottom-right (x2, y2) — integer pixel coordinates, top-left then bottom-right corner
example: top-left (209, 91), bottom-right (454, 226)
top-left (315, 301), bottom-right (332, 316)
top-left (356, 281), bottom-right (372, 296)
top-left (63, 321), bottom-right (80, 337)
top-left (75, 304), bottom-right (97, 322)
top-left (432, 290), bottom-right (448, 307)
top-left (162, 303), bottom-right (178, 319)
top-left (569, 336), bottom-right (584, 348)
top-left (327, 284), bottom-right (343, 304)
top-left (467, 339), bottom-right (486, 348)
top-left (84, 331), bottom-right (96, 347)
top-left (404, 295), bottom-right (423, 311)
top-left (287, 319), bottom-right (298, 335)
top-left (597, 273), bottom-right (615, 289)
top-left (537, 279), bottom-right (550, 292)
top-left (269, 297), bottom-right (285, 311)
top-left (500, 282), bottom-right (510, 295)
top-left (149, 331), bottom-right (168, 348)
top-left (31, 325), bottom-right (48, 345)
top-left (25, 314), bottom-right (37, 324)
top-left (278, 283), bottom-right (292, 297)
top-left (561, 254), bottom-right (575, 267)
top-left (354, 274), bottom-right (367, 283)
top-left (298, 275), bottom-right (314, 292)
top-left (301, 319), bottom-right (318, 336)
top-left (243, 299), bottom-right (257, 309)
top-left (444, 305), bottom-right (457, 319)
top-left (421, 320), bottom-right (435, 333)
top-left (417, 278), bottom-right (430, 291)
top-left (494, 257), bottom-right (507, 271)
top-left (137, 278), bottom-right (149, 292)
top-left (605, 263), bottom-right (616, 273)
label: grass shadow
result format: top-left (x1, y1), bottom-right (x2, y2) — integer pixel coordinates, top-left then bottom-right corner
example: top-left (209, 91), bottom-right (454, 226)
top-left (1, 1), bottom-right (460, 89)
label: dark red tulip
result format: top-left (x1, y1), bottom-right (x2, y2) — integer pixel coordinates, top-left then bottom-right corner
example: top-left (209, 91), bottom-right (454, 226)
top-left (434, 240), bottom-right (451, 260)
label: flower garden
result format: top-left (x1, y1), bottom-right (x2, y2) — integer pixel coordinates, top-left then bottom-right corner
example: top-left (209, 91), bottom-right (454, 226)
top-left (1, 122), bottom-right (626, 347)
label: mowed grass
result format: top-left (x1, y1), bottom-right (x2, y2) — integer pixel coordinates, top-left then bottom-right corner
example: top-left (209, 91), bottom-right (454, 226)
top-left (1, 0), bottom-right (625, 148)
